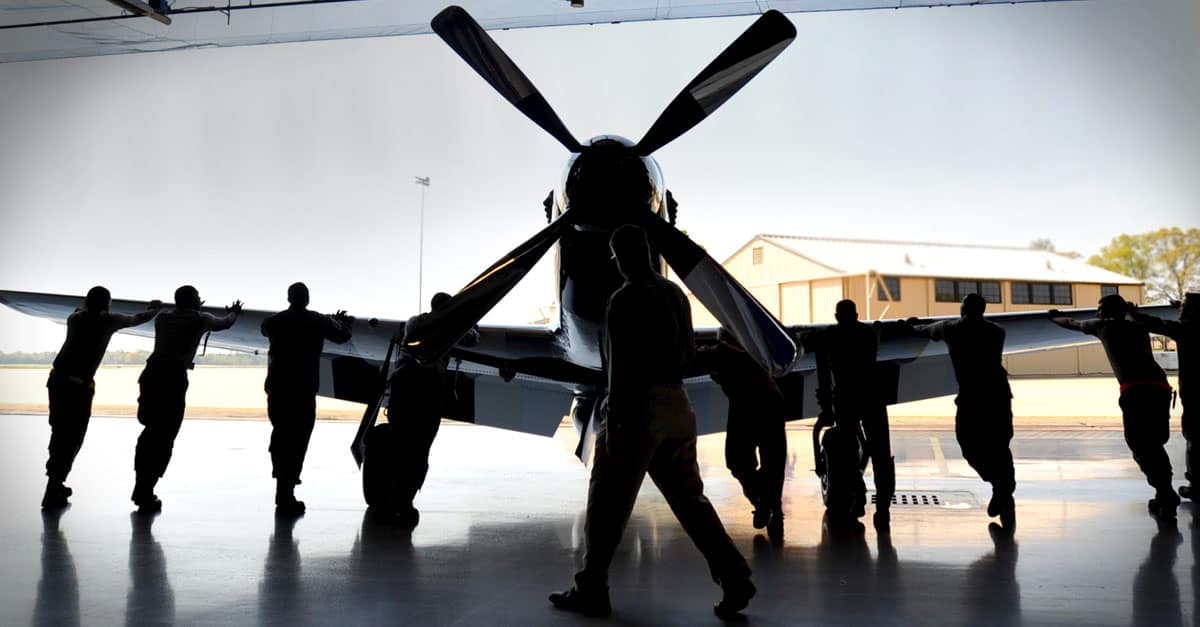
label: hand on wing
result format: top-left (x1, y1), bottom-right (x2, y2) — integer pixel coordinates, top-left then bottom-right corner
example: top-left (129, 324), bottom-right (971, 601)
top-left (226, 300), bottom-right (244, 314)
top-left (147, 300), bottom-right (163, 311)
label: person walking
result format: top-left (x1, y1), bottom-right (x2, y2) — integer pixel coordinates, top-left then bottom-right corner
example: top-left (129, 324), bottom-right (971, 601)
top-left (549, 224), bottom-right (754, 619)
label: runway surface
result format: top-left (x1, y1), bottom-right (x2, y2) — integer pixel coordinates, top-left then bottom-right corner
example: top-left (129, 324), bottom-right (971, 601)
top-left (0, 414), bottom-right (1194, 626)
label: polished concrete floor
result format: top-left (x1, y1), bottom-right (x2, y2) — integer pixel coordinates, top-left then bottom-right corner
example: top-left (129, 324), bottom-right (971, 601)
top-left (0, 414), bottom-right (1194, 626)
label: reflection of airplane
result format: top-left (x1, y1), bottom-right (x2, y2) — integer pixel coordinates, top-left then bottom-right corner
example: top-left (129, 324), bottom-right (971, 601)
top-left (0, 6), bottom-right (1178, 464)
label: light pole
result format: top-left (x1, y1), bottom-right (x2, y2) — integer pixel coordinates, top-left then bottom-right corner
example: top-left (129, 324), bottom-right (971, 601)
top-left (414, 176), bottom-right (430, 312)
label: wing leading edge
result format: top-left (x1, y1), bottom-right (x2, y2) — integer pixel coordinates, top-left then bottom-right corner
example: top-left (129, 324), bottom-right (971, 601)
top-left (3, 290), bottom-right (1178, 439)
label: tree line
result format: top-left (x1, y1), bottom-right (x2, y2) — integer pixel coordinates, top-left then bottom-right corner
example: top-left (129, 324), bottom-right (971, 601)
top-left (0, 350), bottom-right (267, 366)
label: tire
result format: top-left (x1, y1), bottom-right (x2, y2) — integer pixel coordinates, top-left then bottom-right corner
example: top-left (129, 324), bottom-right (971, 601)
top-left (362, 423), bottom-right (395, 508)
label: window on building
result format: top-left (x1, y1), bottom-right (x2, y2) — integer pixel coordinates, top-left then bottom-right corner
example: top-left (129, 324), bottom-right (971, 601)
top-left (1012, 283), bottom-right (1030, 304)
top-left (978, 281), bottom-right (1002, 304)
top-left (1101, 284), bottom-right (1119, 298)
top-left (1012, 282), bottom-right (1073, 306)
top-left (935, 279), bottom-right (956, 302)
top-left (935, 279), bottom-right (1002, 304)
top-left (751, 246), bottom-right (763, 265)
top-left (1031, 283), bottom-right (1051, 304)
top-left (1052, 283), bottom-right (1072, 305)
top-left (877, 277), bottom-right (900, 301)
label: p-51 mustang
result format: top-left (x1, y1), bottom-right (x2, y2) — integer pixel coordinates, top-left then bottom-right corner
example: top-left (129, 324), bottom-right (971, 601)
top-left (0, 6), bottom-right (1175, 465)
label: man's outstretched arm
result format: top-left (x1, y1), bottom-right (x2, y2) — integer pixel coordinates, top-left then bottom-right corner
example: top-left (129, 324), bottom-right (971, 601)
top-left (1048, 309), bottom-right (1084, 332)
top-left (112, 300), bottom-right (163, 330)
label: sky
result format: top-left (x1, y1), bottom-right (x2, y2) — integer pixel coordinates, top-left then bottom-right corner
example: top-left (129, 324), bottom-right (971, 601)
top-left (1, 0), bottom-right (1198, 352)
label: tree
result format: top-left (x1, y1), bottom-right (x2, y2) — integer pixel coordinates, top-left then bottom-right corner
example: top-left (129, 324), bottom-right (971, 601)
top-left (1029, 238), bottom-right (1082, 260)
top-left (1089, 228), bottom-right (1200, 303)
top-left (1029, 238), bottom-right (1056, 252)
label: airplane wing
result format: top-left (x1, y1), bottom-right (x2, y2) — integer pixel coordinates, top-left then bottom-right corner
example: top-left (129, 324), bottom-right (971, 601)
top-left (0, 289), bottom-right (576, 437)
top-left (3, 290), bottom-right (1179, 440)
top-left (687, 305), bottom-right (1181, 437)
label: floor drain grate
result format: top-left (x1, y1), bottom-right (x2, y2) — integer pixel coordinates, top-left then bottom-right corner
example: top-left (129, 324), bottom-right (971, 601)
top-left (871, 492), bottom-right (942, 506)
top-left (867, 490), bottom-right (979, 508)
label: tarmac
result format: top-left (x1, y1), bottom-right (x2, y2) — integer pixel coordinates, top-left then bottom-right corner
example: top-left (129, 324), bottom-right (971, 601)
top-left (0, 410), bottom-right (1195, 626)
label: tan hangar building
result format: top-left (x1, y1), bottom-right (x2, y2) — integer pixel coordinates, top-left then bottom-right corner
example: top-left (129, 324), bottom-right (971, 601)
top-left (684, 234), bottom-right (1144, 376)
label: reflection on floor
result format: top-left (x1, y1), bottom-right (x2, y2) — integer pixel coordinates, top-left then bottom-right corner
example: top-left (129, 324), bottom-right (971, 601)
top-left (1, 415), bottom-right (1194, 625)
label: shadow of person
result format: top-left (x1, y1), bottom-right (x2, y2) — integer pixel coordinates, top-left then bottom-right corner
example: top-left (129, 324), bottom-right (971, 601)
top-left (872, 524), bottom-right (901, 620)
top-left (126, 512), bottom-right (175, 627)
top-left (1193, 517), bottom-right (1200, 627)
top-left (32, 507), bottom-right (80, 627)
top-left (964, 523), bottom-right (1021, 627)
top-left (1131, 518), bottom-right (1182, 627)
top-left (258, 514), bottom-right (305, 625)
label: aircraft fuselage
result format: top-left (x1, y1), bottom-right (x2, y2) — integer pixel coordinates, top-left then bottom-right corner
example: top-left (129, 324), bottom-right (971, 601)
top-left (552, 136), bottom-right (671, 372)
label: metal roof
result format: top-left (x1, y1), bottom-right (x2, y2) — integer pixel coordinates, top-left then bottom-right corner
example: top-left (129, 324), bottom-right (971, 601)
top-left (0, 0), bottom-right (1085, 64)
top-left (754, 234), bottom-right (1142, 285)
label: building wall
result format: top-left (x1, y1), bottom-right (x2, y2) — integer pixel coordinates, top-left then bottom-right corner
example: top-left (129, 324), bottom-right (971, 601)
top-left (811, 278), bottom-right (844, 324)
top-left (780, 281), bottom-right (811, 325)
top-left (864, 275), bottom-right (934, 319)
top-left (725, 239), bottom-right (837, 288)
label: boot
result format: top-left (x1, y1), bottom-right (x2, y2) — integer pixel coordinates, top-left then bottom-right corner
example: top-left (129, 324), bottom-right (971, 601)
top-left (275, 481), bottom-right (306, 516)
top-left (1149, 486), bottom-right (1180, 520)
top-left (41, 480), bottom-right (69, 509)
top-left (873, 506), bottom-right (891, 531)
top-left (1176, 470), bottom-right (1195, 499)
top-left (987, 489), bottom-right (1017, 529)
top-left (131, 476), bottom-right (162, 513)
top-left (549, 586), bottom-right (612, 617)
top-left (766, 506), bottom-right (785, 539)
top-left (714, 575), bottom-right (756, 618)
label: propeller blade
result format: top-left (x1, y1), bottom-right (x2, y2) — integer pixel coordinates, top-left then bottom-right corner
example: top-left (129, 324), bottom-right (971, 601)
top-left (634, 10), bottom-right (796, 156)
top-left (432, 6), bottom-right (583, 153)
top-left (641, 217), bottom-right (799, 377)
top-left (402, 212), bottom-right (575, 360)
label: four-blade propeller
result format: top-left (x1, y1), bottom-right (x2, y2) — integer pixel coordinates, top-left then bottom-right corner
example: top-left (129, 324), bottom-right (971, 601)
top-left (412, 6), bottom-right (799, 376)
top-left (432, 6), bottom-right (583, 153)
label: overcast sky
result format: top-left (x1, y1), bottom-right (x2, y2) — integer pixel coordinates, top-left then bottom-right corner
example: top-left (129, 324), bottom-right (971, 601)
top-left (1, 0), bottom-right (1198, 352)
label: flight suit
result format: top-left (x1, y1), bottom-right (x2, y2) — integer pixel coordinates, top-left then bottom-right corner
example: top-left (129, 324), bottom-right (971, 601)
top-left (695, 340), bottom-right (787, 514)
top-left (915, 318), bottom-right (1015, 501)
top-left (261, 307), bottom-right (352, 487)
top-left (47, 310), bottom-right (154, 485)
top-left (384, 314), bottom-right (479, 514)
top-left (1133, 311), bottom-right (1195, 488)
top-left (1082, 318), bottom-right (1174, 492)
top-left (134, 308), bottom-right (238, 489)
top-left (805, 321), bottom-right (895, 509)
top-left (576, 274), bottom-right (749, 591)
